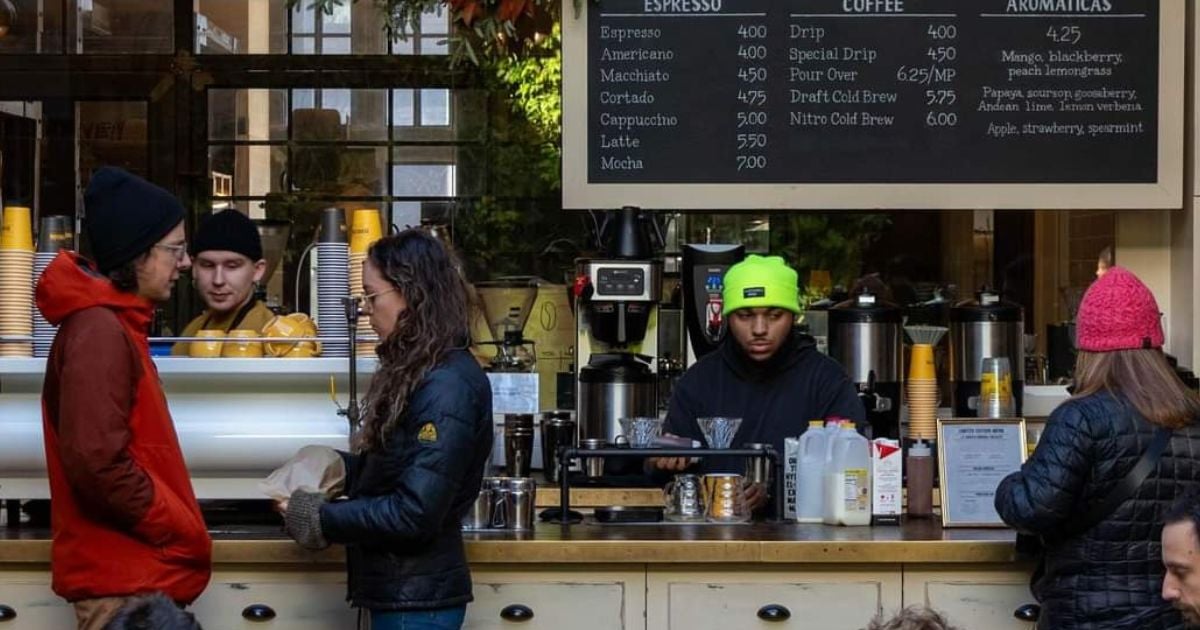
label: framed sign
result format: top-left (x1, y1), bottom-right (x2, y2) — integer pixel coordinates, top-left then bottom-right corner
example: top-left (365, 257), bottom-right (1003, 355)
top-left (562, 0), bottom-right (1186, 209)
top-left (937, 417), bottom-right (1028, 528)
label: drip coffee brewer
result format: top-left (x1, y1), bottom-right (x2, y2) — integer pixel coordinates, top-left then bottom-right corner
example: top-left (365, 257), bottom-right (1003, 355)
top-left (476, 277), bottom-right (539, 372)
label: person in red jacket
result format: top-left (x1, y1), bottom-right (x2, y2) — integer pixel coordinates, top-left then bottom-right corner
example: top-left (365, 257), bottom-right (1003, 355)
top-left (36, 167), bottom-right (212, 630)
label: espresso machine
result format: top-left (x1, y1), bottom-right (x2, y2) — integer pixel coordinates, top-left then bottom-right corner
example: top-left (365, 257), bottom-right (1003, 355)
top-left (828, 292), bottom-right (903, 439)
top-left (949, 290), bottom-right (1025, 417)
top-left (574, 208), bottom-right (662, 444)
top-left (681, 244), bottom-right (745, 367)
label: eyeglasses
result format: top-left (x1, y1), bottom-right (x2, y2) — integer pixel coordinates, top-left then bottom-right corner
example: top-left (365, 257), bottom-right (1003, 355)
top-left (358, 287), bottom-right (397, 313)
top-left (155, 242), bottom-right (189, 262)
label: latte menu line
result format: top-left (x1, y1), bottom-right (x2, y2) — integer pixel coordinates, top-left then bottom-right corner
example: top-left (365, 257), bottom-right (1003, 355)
top-left (563, 0), bottom-right (1185, 209)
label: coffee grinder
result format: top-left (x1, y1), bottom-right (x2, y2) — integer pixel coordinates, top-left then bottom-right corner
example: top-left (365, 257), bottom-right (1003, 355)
top-left (574, 207), bottom-right (662, 444)
top-left (681, 244), bottom-right (745, 367)
top-left (475, 277), bottom-right (539, 373)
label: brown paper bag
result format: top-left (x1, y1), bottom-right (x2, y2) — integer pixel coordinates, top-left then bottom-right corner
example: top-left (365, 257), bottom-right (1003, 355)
top-left (259, 445), bottom-right (347, 501)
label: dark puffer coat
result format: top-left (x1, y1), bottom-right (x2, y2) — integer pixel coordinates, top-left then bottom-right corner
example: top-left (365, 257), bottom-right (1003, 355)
top-left (320, 349), bottom-right (493, 610)
top-left (995, 391), bottom-right (1200, 629)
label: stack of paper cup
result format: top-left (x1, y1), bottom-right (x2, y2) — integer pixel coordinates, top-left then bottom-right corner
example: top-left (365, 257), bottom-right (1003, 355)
top-left (0, 206), bottom-right (35, 357)
top-left (350, 209), bottom-right (383, 357)
top-left (32, 215), bottom-right (73, 357)
top-left (907, 343), bottom-right (939, 440)
top-left (315, 207), bottom-right (350, 357)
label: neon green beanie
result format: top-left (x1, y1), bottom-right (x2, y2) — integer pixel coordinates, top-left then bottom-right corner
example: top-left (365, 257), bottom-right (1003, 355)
top-left (721, 255), bottom-right (800, 315)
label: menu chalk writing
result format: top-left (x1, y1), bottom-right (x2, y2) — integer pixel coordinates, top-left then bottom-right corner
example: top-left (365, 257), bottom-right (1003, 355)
top-left (564, 0), bottom-right (1183, 209)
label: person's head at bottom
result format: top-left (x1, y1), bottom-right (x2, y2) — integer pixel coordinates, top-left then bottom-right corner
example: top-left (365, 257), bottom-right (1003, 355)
top-left (866, 606), bottom-right (961, 630)
top-left (721, 255), bottom-right (800, 363)
top-left (103, 593), bottom-right (201, 630)
top-left (1163, 489), bottom-right (1200, 626)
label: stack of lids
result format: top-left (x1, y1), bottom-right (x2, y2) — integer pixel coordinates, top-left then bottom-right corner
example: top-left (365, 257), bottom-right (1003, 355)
top-left (0, 206), bottom-right (34, 357)
top-left (349, 208), bottom-right (383, 357)
top-left (33, 215), bottom-right (73, 357)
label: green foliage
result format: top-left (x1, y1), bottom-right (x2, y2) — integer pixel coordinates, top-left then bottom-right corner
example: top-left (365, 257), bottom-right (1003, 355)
top-left (771, 213), bottom-right (892, 290)
top-left (489, 24), bottom-right (562, 190)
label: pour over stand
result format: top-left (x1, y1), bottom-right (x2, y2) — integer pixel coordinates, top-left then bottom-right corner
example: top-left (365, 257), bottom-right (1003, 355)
top-left (550, 446), bottom-right (785, 525)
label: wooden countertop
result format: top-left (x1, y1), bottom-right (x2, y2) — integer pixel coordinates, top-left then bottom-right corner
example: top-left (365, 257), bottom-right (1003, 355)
top-left (1, 520), bottom-right (1019, 566)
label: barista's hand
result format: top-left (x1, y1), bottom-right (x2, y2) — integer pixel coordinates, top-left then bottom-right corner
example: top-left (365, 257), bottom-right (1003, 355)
top-left (743, 482), bottom-right (769, 511)
top-left (648, 456), bottom-right (691, 472)
top-left (647, 433), bottom-right (693, 472)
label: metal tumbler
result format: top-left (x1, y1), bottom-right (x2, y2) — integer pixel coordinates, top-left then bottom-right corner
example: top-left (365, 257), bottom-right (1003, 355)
top-left (541, 412), bottom-right (577, 484)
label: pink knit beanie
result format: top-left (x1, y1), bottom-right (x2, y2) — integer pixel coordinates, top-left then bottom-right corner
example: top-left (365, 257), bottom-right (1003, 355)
top-left (1075, 266), bottom-right (1164, 352)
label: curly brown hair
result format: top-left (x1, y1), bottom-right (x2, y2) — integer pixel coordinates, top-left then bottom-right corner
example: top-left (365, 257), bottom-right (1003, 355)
top-left (352, 230), bottom-right (474, 453)
top-left (866, 607), bottom-right (961, 630)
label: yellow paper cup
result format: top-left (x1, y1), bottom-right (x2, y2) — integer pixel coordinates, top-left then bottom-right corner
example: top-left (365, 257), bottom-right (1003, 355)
top-left (908, 344), bottom-right (937, 380)
top-left (189, 329), bottom-right (226, 358)
top-left (349, 209), bottom-right (383, 254)
top-left (222, 329), bottom-right (264, 358)
top-left (1, 207), bottom-right (34, 251)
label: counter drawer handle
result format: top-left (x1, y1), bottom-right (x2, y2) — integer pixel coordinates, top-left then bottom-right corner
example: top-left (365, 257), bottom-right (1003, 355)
top-left (242, 604), bottom-right (277, 621)
top-left (1014, 603), bottom-right (1041, 623)
top-left (0, 605), bottom-right (15, 622)
top-left (757, 604), bottom-right (791, 622)
top-left (500, 604), bottom-right (534, 622)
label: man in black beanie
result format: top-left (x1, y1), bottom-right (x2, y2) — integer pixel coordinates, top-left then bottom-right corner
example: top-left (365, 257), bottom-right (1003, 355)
top-left (172, 209), bottom-right (274, 355)
top-left (34, 167), bottom-right (211, 629)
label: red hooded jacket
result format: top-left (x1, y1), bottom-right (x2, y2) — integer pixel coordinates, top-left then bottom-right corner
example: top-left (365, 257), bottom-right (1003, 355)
top-left (36, 251), bottom-right (211, 603)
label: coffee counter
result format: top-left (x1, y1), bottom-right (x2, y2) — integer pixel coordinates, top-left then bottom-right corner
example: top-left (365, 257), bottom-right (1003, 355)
top-left (0, 521), bottom-right (1037, 629)
top-left (0, 520), bottom-right (1018, 566)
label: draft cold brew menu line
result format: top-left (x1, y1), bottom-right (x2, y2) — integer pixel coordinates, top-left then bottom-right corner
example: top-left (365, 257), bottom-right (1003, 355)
top-left (586, 0), bottom-right (1159, 184)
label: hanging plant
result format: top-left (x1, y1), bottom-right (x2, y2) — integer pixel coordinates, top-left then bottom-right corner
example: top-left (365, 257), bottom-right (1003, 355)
top-left (291, 0), bottom-right (568, 63)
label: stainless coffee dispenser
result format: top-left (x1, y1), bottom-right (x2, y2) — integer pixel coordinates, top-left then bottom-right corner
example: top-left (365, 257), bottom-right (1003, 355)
top-left (577, 353), bottom-right (656, 443)
top-left (828, 292), bottom-right (903, 439)
top-left (950, 291), bottom-right (1025, 417)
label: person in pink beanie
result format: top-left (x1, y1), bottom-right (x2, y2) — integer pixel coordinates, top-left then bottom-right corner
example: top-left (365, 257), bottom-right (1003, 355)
top-left (996, 266), bottom-right (1200, 629)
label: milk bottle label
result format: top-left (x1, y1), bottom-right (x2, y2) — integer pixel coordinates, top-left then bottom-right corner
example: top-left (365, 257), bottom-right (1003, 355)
top-left (843, 468), bottom-right (870, 512)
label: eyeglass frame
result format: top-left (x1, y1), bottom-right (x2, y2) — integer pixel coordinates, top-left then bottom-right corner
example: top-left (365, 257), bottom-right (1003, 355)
top-left (358, 287), bottom-right (398, 313)
top-left (154, 242), bottom-right (189, 262)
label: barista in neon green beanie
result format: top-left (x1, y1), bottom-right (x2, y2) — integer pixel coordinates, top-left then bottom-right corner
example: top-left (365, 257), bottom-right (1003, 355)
top-left (649, 255), bottom-right (864, 515)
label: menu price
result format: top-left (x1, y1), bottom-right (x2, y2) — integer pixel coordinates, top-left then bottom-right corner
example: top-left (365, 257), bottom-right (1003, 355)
top-left (586, 0), bottom-right (1161, 184)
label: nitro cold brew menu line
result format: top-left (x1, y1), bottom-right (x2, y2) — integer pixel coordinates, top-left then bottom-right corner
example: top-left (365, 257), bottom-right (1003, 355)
top-left (587, 0), bottom-right (1159, 184)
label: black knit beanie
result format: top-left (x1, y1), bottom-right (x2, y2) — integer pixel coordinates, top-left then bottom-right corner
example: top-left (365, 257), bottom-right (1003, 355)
top-left (83, 167), bottom-right (186, 273)
top-left (192, 209), bottom-right (263, 261)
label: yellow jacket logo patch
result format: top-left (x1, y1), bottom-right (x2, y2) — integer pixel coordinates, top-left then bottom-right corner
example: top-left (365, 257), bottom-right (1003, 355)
top-left (417, 422), bottom-right (438, 444)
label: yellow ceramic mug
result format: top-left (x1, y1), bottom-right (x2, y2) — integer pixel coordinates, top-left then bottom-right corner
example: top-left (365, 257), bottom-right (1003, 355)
top-left (222, 329), bottom-right (264, 358)
top-left (263, 313), bottom-right (322, 358)
top-left (189, 329), bottom-right (225, 358)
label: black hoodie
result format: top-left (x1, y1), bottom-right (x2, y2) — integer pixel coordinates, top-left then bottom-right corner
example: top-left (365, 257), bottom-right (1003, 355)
top-left (662, 330), bottom-right (865, 476)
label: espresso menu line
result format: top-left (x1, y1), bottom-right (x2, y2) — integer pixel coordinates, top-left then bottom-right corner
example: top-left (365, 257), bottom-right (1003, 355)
top-left (600, 13), bottom-right (767, 17)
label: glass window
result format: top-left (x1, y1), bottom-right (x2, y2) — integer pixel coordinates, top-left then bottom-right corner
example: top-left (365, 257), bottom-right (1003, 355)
top-left (72, 0), bottom-right (173, 53)
top-left (0, 0), bottom-right (65, 53)
top-left (208, 89), bottom-right (288, 142)
top-left (78, 101), bottom-right (148, 180)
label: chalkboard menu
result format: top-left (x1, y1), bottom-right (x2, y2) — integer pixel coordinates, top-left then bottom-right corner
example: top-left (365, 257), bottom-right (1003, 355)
top-left (561, 0), bottom-right (1185, 209)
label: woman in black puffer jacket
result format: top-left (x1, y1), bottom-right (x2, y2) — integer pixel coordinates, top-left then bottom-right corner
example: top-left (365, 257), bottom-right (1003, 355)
top-left (996, 266), bottom-right (1200, 630)
top-left (280, 231), bottom-right (493, 630)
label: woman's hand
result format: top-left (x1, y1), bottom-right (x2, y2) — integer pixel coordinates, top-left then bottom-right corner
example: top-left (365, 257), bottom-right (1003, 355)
top-left (274, 499), bottom-right (289, 515)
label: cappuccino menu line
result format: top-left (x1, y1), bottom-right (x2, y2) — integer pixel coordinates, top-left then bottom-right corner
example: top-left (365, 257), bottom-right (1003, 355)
top-left (587, 0), bottom-right (1158, 184)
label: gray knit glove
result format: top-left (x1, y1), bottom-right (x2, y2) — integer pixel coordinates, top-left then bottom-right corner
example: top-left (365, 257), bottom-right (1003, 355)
top-left (284, 489), bottom-right (330, 550)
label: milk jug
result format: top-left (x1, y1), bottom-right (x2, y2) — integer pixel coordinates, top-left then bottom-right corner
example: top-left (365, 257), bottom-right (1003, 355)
top-left (823, 426), bottom-right (871, 526)
top-left (796, 420), bottom-right (827, 523)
